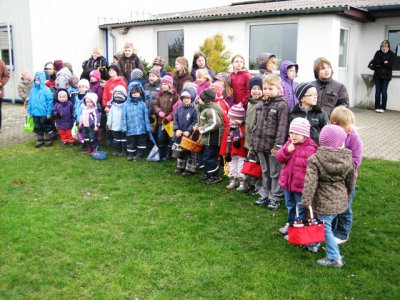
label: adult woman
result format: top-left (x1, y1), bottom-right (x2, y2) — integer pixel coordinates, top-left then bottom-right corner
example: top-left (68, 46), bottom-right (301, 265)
top-left (81, 47), bottom-right (108, 80)
top-left (190, 52), bottom-right (215, 81)
top-left (369, 40), bottom-right (395, 113)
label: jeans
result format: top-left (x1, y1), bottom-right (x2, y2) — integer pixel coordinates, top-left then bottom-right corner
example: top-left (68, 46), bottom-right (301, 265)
top-left (332, 188), bottom-right (356, 240)
top-left (374, 78), bottom-right (390, 110)
top-left (284, 190), bottom-right (306, 223)
top-left (318, 214), bottom-right (341, 260)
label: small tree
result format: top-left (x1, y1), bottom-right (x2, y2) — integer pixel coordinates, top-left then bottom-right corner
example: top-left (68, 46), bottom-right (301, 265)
top-left (199, 33), bottom-right (231, 74)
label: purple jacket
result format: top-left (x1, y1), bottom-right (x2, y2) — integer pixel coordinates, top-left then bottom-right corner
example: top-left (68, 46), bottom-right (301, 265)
top-left (52, 101), bottom-right (74, 130)
top-left (90, 81), bottom-right (104, 107)
top-left (345, 129), bottom-right (362, 181)
top-left (280, 60), bottom-right (299, 112)
top-left (276, 137), bottom-right (318, 193)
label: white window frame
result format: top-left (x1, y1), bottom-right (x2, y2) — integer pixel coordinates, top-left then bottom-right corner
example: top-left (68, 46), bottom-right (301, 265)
top-left (156, 28), bottom-right (184, 67)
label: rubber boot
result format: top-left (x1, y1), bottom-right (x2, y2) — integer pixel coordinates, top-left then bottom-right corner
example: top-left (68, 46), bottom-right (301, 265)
top-left (35, 135), bottom-right (44, 148)
top-left (226, 177), bottom-right (238, 190)
top-left (236, 178), bottom-right (247, 192)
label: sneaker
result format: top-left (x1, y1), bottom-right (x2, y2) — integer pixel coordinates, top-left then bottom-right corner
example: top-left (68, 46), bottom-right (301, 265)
top-left (254, 196), bottom-right (269, 206)
top-left (243, 184), bottom-right (255, 194)
top-left (182, 171), bottom-right (195, 177)
top-left (200, 174), bottom-right (210, 182)
top-left (317, 256), bottom-right (344, 268)
top-left (279, 225), bottom-right (289, 235)
top-left (304, 245), bottom-right (319, 253)
top-left (204, 176), bottom-right (222, 185)
top-left (284, 234), bottom-right (289, 241)
top-left (335, 237), bottom-right (348, 245)
top-left (268, 200), bottom-right (281, 210)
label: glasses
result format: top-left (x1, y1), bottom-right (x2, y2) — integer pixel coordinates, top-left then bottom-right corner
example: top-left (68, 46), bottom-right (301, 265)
top-left (304, 93), bottom-right (318, 97)
top-left (44, 67), bottom-right (52, 70)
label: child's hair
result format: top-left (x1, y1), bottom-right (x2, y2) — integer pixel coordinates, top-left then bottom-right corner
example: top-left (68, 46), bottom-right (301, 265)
top-left (192, 52), bottom-right (211, 69)
top-left (231, 54), bottom-right (245, 65)
top-left (195, 69), bottom-right (212, 83)
top-left (329, 106), bottom-right (355, 132)
top-left (266, 56), bottom-right (277, 67)
top-left (123, 42), bottom-right (136, 53)
top-left (21, 69), bottom-right (31, 79)
top-left (215, 72), bottom-right (233, 97)
top-left (92, 47), bottom-right (103, 56)
top-left (175, 56), bottom-right (189, 74)
top-left (263, 74), bottom-right (281, 89)
top-left (313, 57), bottom-right (334, 79)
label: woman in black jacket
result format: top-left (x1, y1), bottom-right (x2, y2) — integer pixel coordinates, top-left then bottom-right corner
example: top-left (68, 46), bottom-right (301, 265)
top-left (370, 40), bottom-right (395, 113)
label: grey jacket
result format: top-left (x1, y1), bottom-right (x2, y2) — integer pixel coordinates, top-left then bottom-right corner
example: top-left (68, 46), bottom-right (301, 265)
top-left (302, 147), bottom-right (355, 215)
top-left (312, 78), bottom-right (349, 117)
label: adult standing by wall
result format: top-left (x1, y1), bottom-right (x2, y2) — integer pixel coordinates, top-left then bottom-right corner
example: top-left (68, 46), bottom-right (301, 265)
top-left (81, 47), bottom-right (108, 81)
top-left (369, 40), bottom-right (395, 113)
top-left (0, 58), bottom-right (10, 132)
top-left (118, 42), bottom-right (144, 83)
top-left (312, 57), bottom-right (349, 117)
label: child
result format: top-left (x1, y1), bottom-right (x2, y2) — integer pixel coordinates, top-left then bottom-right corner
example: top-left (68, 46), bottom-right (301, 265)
top-left (191, 52), bottom-right (215, 81)
top-left (107, 85), bottom-right (128, 157)
top-left (79, 92), bottom-right (101, 154)
top-left (152, 56), bottom-right (167, 78)
top-left (230, 54), bottom-right (252, 108)
top-left (194, 68), bottom-right (212, 96)
top-left (244, 76), bottom-right (263, 195)
top-left (214, 72), bottom-right (234, 107)
top-left (27, 72), bottom-right (54, 148)
top-left (129, 68), bottom-right (144, 86)
top-left (280, 60), bottom-right (299, 112)
top-left (312, 57), bottom-right (349, 116)
top-left (68, 75), bottom-right (80, 100)
top-left (250, 74), bottom-right (289, 210)
top-left (173, 87), bottom-right (198, 176)
top-left (256, 52), bottom-right (276, 77)
top-left (89, 70), bottom-right (104, 104)
top-left (118, 42), bottom-right (144, 82)
top-left (290, 82), bottom-right (329, 145)
top-left (144, 67), bottom-right (161, 126)
top-left (102, 64), bottom-right (128, 109)
top-left (220, 103), bottom-right (247, 190)
top-left (52, 89), bottom-right (75, 146)
top-left (73, 79), bottom-right (89, 125)
top-left (154, 75), bottom-right (179, 161)
top-left (173, 56), bottom-right (193, 94)
top-left (18, 70), bottom-right (32, 110)
top-left (196, 88), bottom-right (224, 184)
top-left (275, 118), bottom-right (318, 238)
top-left (302, 124), bottom-right (354, 268)
top-left (54, 59), bottom-right (72, 90)
top-left (121, 82), bottom-right (151, 161)
top-left (330, 106), bottom-right (363, 245)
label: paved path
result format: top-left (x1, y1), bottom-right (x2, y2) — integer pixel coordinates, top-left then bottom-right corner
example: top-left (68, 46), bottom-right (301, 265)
top-left (1, 103), bottom-right (399, 162)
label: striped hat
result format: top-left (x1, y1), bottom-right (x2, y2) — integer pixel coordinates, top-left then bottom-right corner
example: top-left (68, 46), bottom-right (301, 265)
top-left (289, 117), bottom-right (310, 137)
top-left (228, 103), bottom-right (245, 121)
top-left (295, 82), bottom-right (315, 100)
top-left (319, 124), bottom-right (347, 149)
top-left (161, 75), bottom-right (173, 88)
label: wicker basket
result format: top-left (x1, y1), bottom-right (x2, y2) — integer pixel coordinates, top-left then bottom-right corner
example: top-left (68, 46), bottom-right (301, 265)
top-left (180, 131), bottom-right (203, 153)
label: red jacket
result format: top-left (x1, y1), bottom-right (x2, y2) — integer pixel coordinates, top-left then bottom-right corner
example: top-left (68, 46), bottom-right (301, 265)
top-left (220, 124), bottom-right (247, 157)
top-left (276, 137), bottom-right (318, 193)
top-left (102, 76), bottom-right (127, 107)
top-left (230, 70), bottom-right (251, 107)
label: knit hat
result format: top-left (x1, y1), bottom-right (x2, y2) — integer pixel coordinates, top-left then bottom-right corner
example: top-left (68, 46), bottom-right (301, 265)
top-left (200, 88), bottom-right (216, 103)
top-left (289, 117), bottom-right (310, 137)
top-left (176, 57), bottom-right (188, 69)
top-left (295, 82), bottom-right (315, 100)
top-left (161, 75), bottom-right (173, 88)
top-left (53, 60), bottom-right (64, 72)
top-left (130, 68), bottom-right (143, 80)
top-left (249, 76), bottom-right (262, 90)
top-left (319, 124), bottom-right (347, 149)
top-left (84, 92), bottom-right (98, 105)
top-left (214, 72), bottom-right (231, 85)
top-left (228, 103), bottom-right (245, 121)
top-left (89, 70), bottom-right (101, 81)
top-left (181, 86), bottom-right (196, 102)
top-left (152, 56), bottom-right (165, 67)
top-left (108, 64), bottom-right (121, 75)
top-left (112, 85), bottom-right (127, 103)
top-left (256, 52), bottom-right (275, 69)
top-left (149, 67), bottom-right (160, 78)
top-left (78, 79), bottom-right (90, 89)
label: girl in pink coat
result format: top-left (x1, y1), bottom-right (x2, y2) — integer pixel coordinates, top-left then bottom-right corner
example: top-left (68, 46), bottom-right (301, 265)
top-left (275, 118), bottom-right (318, 237)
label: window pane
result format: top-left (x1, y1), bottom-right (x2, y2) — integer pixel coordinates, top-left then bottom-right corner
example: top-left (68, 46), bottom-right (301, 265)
top-left (388, 29), bottom-right (400, 71)
top-left (249, 23), bottom-right (297, 70)
top-left (157, 30), bottom-right (184, 67)
top-left (339, 29), bottom-right (348, 68)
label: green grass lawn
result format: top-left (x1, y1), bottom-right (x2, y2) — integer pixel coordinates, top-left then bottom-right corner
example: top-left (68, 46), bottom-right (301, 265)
top-left (1, 142), bottom-right (399, 299)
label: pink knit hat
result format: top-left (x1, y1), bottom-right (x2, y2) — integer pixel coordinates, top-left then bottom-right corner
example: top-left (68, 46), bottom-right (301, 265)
top-left (289, 117), bottom-right (310, 137)
top-left (89, 70), bottom-right (101, 81)
top-left (319, 124), bottom-right (347, 148)
top-left (161, 75), bottom-right (173, 88)
top-left (228, 103), bottom-right (245, 121)
top-left (53, 60), bottom-right (64, 72)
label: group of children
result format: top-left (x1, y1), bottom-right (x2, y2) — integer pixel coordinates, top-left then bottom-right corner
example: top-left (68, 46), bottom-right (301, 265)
top-left (23, 47), bottom-right (362, 268)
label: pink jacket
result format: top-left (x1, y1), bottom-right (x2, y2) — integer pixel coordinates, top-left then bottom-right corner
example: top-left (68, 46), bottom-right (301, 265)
top-left (276, 137), bottom-right (318, 193)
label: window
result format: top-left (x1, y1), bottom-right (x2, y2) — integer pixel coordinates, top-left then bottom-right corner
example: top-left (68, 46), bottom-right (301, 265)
top-left (249, 23), bottom-right (297, 70)
top-left (387, 27), bottom-right (400, 71)
top-left (0, 24), bottom-right (13, 68)
top-left (339, 28), bottom-right (349, 68)
top-left (157, 30), bottom-right (184, 67)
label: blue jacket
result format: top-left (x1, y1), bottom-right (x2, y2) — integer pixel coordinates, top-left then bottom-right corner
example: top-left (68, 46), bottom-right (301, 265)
top-left (73, 93), bottom-right (87, 123)
top-left (121, 83), bottom-right (151, 135)
top-left (173, 103), bottom-right (198, 133)
top-left (27, 72), bottom-right (53, 117)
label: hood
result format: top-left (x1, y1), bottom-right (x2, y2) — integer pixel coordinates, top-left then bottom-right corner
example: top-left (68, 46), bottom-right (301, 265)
top-left (56, 88), bottom-right (71, 102)
top-left (128, 81), bottom-right (145, 100)
top-left (315, 147), bottom-right (353, 175)
top-left (280, 60), bottom-right (298, 81)
top-left (181, 86), bottom-right (196, 103)
top-left (84, 92), bottom-right (98, 106)
top-left (33, 71), bottom-right (46, 89)
top-left (257, 52), bottom-right (275, 70)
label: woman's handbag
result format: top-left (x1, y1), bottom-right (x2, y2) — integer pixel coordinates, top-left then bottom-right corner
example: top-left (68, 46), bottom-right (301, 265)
top-left (147, 133), bottom-right (160, 162)
top-left (180, 131), bottom-right (203, 153)
top-left (288, 204), bottom-right (325, 245)
top-left (162, 118), bottom-right (174, 138)
top-left (241, 154), bottom-right (262, 178)
top-left (368, 59), bottom-right (376, 71)
top-left (23, 116), bottom-right (34, 133)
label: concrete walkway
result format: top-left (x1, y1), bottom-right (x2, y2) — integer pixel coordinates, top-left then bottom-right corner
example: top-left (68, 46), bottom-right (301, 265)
top-left (1, 103), bottom-right (399, 162)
